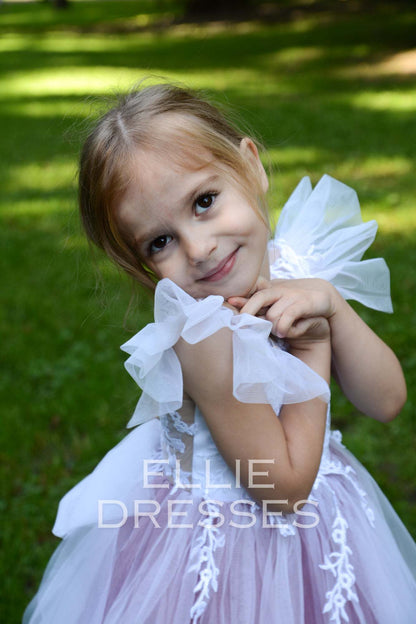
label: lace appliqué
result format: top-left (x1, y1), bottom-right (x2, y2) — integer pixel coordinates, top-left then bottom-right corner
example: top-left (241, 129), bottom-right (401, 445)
top-left (316, 431), bottom-right (375, 622)
top-left (160, 411), bottom-right (227, 621)
top-left (189, 501), bottom-right (226, 623)
top-left (319, 509), bottom-right (358, 623)
top-left (160, 411), bottom-right (195, 487)
top-left (316, 431), bottom-right (375, 527)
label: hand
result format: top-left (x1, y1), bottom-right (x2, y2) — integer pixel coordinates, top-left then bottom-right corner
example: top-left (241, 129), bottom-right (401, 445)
top-left (228, 277), bottom-right (334, 344)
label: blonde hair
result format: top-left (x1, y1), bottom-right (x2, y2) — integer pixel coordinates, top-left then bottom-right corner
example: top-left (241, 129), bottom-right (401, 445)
top-left (79, 83), bottom-right (269, 289)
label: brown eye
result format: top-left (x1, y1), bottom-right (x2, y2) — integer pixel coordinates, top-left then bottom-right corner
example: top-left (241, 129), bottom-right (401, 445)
top-left (149, 235), bottom-right (172, 255)
top-left (195, 192), bottom-right (217, 215)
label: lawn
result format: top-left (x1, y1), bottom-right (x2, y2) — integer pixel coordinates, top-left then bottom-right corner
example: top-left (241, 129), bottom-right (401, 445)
top-left (1, 1), bottom-right (415, 621)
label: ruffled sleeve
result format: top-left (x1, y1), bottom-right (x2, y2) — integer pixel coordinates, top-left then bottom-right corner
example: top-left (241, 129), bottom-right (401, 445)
top-left (268, 175), bottom-right (393, 312)
top-left (121, 279), bottom-right (330, 428)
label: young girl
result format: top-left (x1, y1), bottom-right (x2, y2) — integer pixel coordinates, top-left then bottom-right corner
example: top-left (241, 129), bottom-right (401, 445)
top-left (24, 84), bottom-right (416, 624)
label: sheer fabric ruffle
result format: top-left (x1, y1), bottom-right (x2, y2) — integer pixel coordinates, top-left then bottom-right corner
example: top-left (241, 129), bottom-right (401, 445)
top-left (268, 175), bottom-right (392, 312)
top-left (121, 278), bottom-right (330, 428)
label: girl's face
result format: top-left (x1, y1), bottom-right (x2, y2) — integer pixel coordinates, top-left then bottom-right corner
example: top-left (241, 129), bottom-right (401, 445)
top-left (116, 140), bottom-right (270, 300)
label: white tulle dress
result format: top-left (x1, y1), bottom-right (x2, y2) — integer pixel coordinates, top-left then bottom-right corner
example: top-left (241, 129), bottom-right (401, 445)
top-left (23, 176), bottom-right (416, 624)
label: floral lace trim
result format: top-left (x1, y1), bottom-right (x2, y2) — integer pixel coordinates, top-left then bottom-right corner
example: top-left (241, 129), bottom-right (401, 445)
top-left (315, 431), bottom-right (375, 527)
top-left (316, 430), bottom-right (375, 622)
top-left (159, 411), bottom-right (195, 485)
top-left (169, 410), bottom-right (196, 436)
top-left (160, 411), bottom-right (195, 448)
top-left (319, 509), bottom-right (358, 623)
top-left (160, 412), bottom-right (227, 621)
top-left (189, 501), bottom-right (226, 623)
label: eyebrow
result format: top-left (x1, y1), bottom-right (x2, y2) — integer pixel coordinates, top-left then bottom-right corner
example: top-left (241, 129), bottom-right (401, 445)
top-left (136, 173), bottom-right (220, 246)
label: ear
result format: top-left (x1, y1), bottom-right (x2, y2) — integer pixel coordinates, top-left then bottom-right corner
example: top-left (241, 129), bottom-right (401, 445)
top-left (239, 137), bottom-right (269, 193)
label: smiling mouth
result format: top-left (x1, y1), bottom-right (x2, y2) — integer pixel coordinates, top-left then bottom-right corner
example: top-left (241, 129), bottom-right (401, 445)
top-left (198, 248), bottom-right (239, 282)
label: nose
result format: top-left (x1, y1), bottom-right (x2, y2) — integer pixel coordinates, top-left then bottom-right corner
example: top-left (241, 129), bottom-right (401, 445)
top-left (182, 230), bottom-right (217, 265)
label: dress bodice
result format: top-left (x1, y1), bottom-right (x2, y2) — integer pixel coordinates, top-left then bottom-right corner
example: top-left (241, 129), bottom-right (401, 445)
top-left (159, 394), bottom-right (333, 504)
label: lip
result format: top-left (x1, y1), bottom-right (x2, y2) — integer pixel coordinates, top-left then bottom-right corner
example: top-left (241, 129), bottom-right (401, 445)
top-left (198, 248), bottom-right (239, 282)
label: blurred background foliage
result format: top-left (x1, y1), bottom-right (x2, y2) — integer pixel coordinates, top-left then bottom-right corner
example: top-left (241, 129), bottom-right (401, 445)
top-left (1, 1), bottom-right (415, 620)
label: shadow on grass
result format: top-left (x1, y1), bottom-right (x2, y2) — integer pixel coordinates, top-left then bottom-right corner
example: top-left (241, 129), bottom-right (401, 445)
top-left (1, 8), bottom-right (416, 73)
top-left (1, 4), bottom-right (416, 178)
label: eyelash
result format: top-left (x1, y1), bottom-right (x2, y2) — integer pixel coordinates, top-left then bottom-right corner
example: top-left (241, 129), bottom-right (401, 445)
top-left (147, 191), bottom-right (219, 256)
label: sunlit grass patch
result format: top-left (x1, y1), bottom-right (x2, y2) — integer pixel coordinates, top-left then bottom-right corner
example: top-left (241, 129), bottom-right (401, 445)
top-left (0, 66), bottom-right (144, 97)
top-left (2, 160), bottom-right (77, 195)
top-left (339, 48), bottom-right (416, 79)
top-left (349, 89), bottom-right (416, 112)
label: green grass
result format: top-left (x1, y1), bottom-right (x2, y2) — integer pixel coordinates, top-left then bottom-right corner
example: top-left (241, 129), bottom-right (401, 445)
top-left (1, 1), bottom-right (416, 621)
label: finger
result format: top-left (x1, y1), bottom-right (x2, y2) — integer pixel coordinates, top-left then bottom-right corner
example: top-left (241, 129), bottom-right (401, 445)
top-left (228, 294), bottom-right (270, 317)
top-left (227, 296), bottom-right (248, 310)
top-left (285, 317), bottom-right (317, 339)
top-left (285, 317), bottom-right (329, 341)
top-left (230, 276), bottom-right (271, 310)
top-left (264, 299), bottom-right (296, 335)
top-left (276, 297), bottom-right (323, 334)
top-left (274, 302), bottom-right (312, 337)
top-left (239, 289), bottom-right (284, 316)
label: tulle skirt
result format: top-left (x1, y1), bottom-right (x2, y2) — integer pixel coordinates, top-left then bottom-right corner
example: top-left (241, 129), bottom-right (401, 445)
top-left (23, 422), bottom-right (416, 624)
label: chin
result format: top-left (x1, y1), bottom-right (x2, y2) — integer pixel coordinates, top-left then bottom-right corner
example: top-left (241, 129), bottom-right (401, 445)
top-left (230, 278), bottom-right (258, 298)
top-left (218, 283), bottom-right (254, 300)
top-left (190, 278), bottom-right (256, 301)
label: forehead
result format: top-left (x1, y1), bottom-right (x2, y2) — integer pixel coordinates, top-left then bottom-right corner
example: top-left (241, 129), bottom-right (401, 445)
top-left (120, 110), bottom-right (237, 198)
top-left (140, 112), bottom-right (213, 166)
top-left (127, 142), bottom-right (216, 201)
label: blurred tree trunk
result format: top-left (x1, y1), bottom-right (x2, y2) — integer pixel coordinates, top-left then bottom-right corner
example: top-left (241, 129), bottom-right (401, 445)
top-left (49, 0), bottom-right (70, 9)
top-left (185, 0), bottom-right (252, 18)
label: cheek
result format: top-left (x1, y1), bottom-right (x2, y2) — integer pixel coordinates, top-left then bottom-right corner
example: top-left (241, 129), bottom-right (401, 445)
top-left (150, 263), bottom-right (168, 280)
top-left (233, 200), bottom-right (268, 237)
top-left (245, 212), bottom-right (269, 246)
top-left (149, 257), bottom-right (182, 282)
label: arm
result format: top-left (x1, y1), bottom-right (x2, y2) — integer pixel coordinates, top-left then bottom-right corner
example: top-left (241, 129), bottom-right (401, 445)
top-left (328, 287), bottom-right (406, 421)
top-left (229, 278), bottom-right (407, 422)
top-left (174, 322), bottom-right (330, 512)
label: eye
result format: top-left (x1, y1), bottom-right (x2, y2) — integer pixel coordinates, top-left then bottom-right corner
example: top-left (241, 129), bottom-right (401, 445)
top-left (195, 192), bottom-right (217, 215)
top-left (148, 234), bottom-right (173, 255)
